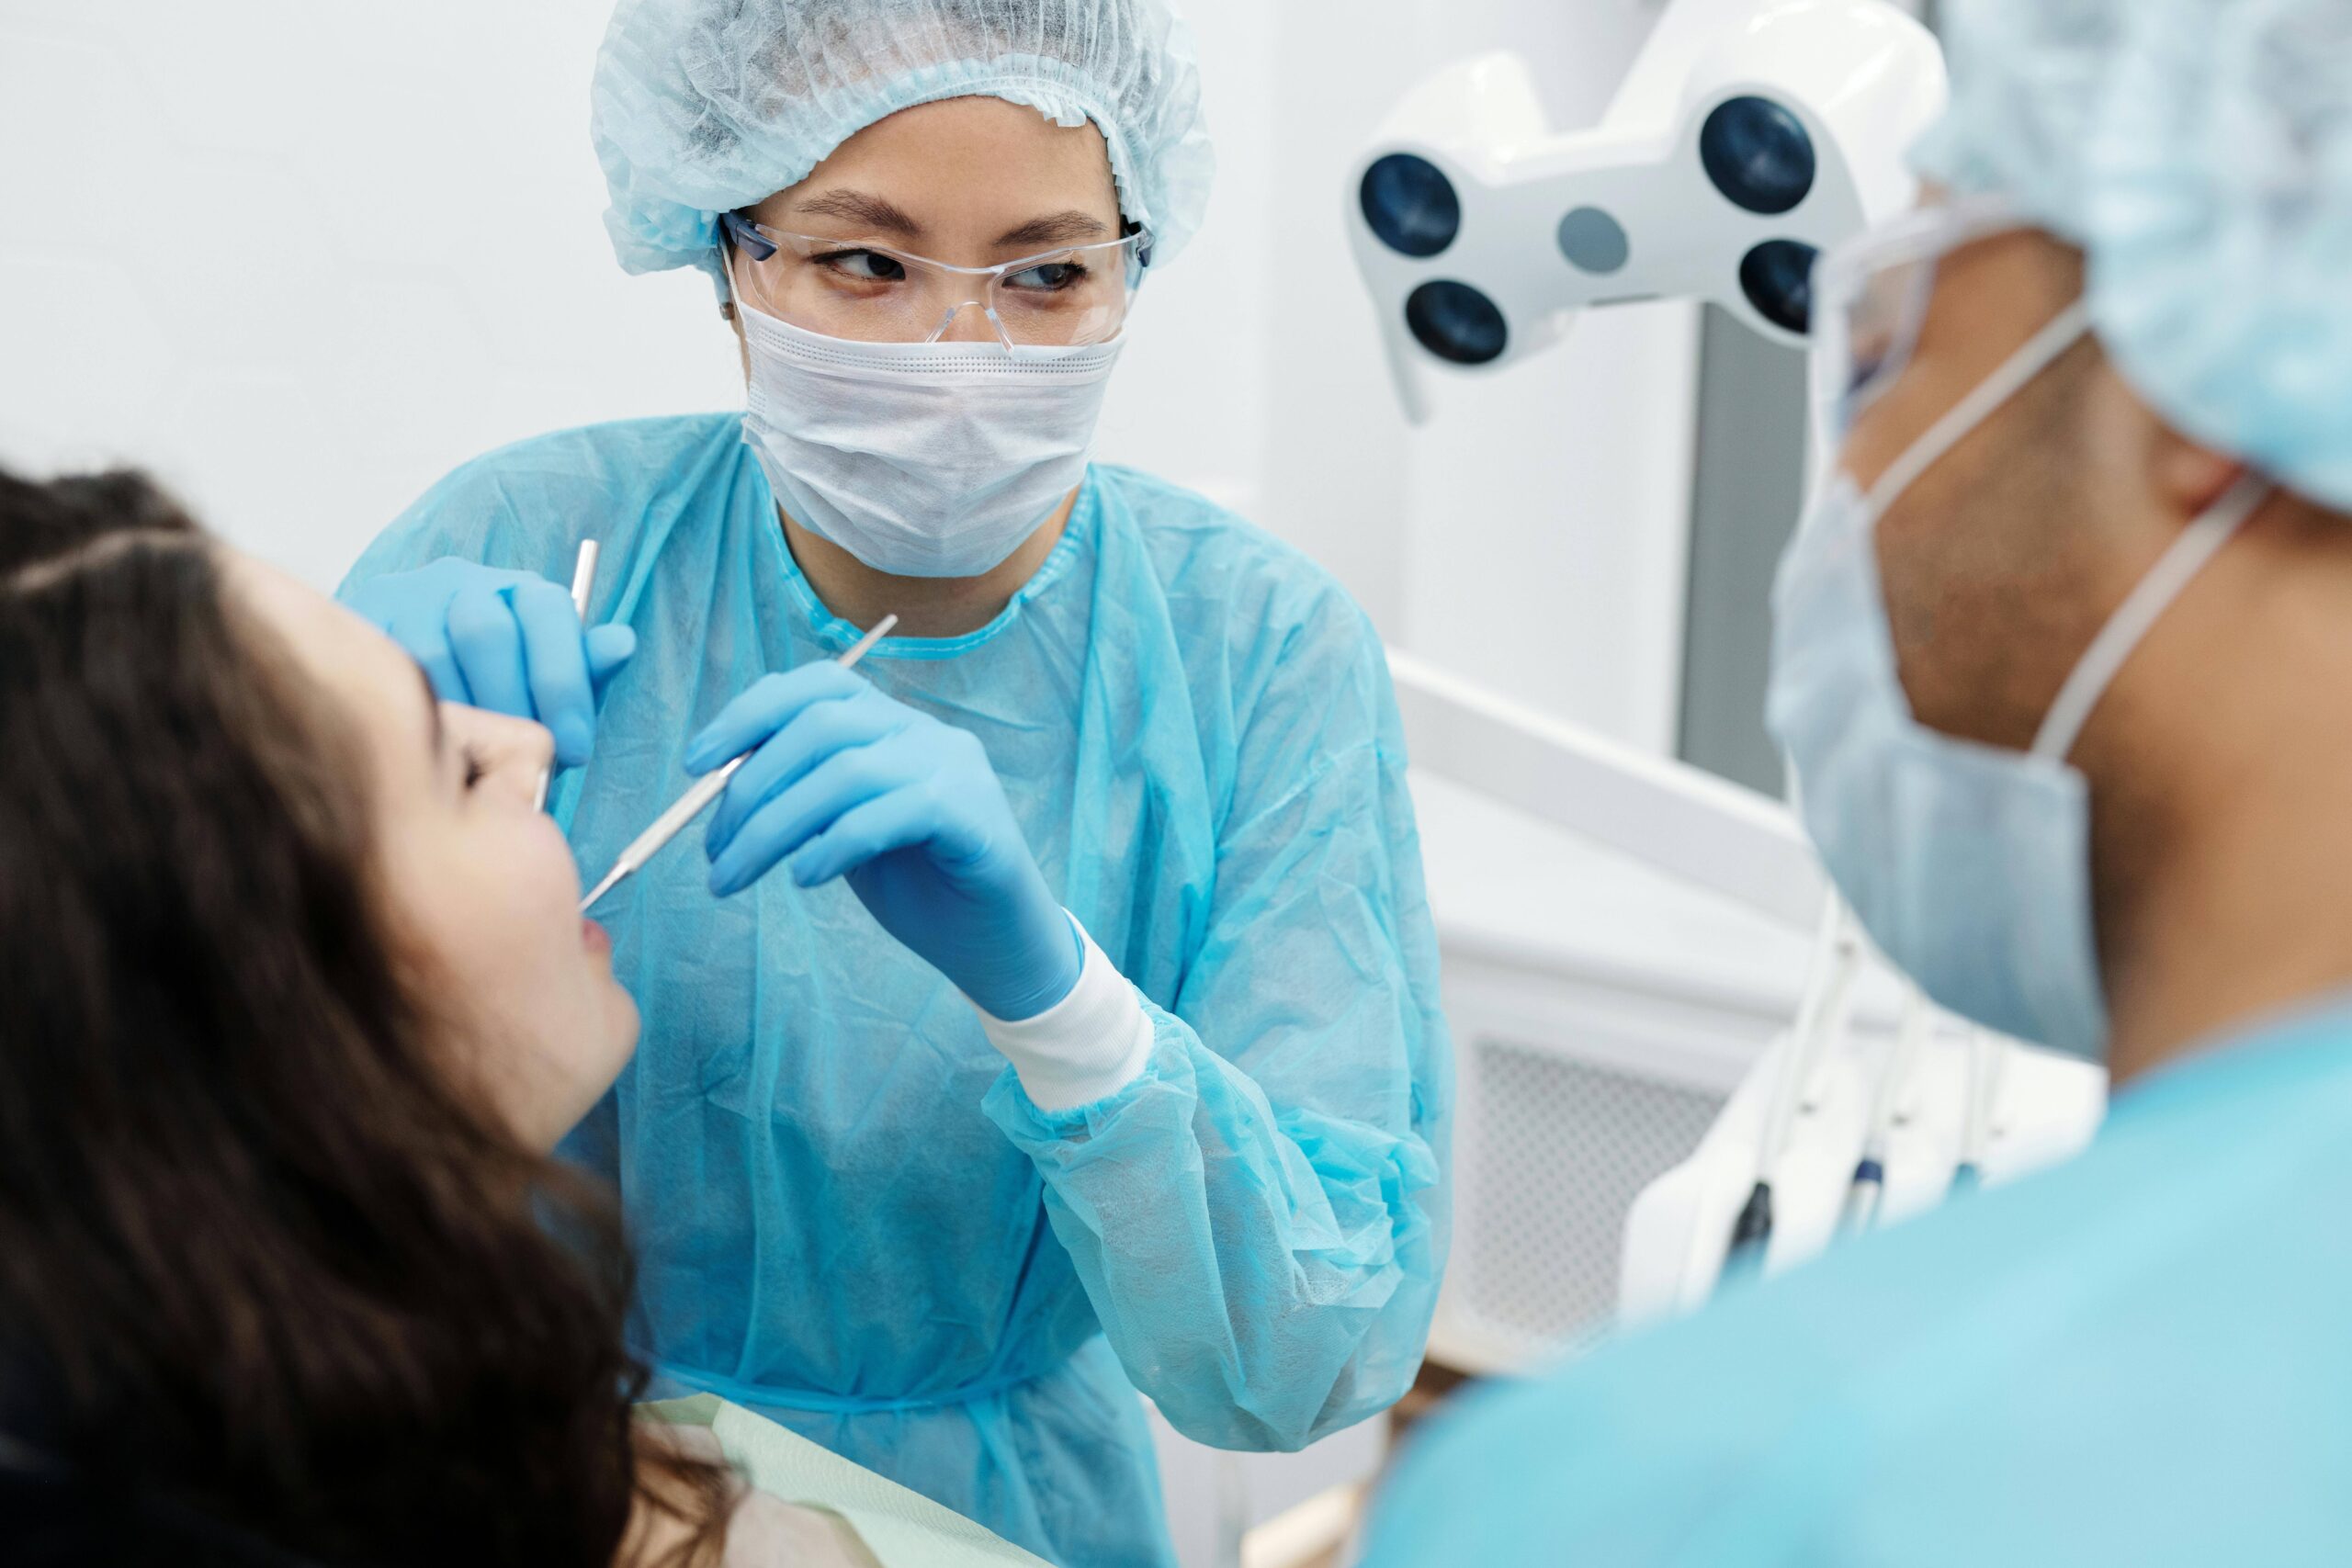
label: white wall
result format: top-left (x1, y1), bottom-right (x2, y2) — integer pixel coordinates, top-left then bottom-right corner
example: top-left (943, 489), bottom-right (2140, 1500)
top-left (1159, 0), bottom-right (1694, 750)
top-left (1, 0), bottom-right (1694, 750)
top-left (1, 2), bottom-right (728, 588)
top-left (1382, 0), bottom-right (1694, 753)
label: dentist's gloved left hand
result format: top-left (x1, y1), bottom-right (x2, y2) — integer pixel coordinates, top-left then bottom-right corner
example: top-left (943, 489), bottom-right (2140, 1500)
top-left (688, 662), bottom-right (1083, 1021)
top-left (344, 558), bottom-right (636, 769)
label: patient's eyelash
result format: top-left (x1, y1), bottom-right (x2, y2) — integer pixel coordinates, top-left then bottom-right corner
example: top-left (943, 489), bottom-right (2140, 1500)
top-left (462, 745), bottom-right (489, 791)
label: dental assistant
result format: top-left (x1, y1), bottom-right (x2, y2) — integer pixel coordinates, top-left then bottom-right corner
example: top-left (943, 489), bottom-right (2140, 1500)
top-left (339, 4), bottom-right (1451, 1565)
top-left (1362, 0), bottom-right (2352, 1562)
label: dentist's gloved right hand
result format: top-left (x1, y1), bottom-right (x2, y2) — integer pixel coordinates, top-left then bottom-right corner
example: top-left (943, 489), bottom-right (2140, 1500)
top-left (343, 557), bottom-right (636, 768)
top-left (688, 662), bottom-right (1084, 1023)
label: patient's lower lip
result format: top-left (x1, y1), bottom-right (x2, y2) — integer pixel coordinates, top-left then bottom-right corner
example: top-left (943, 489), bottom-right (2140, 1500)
top-left (582, 918), bottom-right (610, 954)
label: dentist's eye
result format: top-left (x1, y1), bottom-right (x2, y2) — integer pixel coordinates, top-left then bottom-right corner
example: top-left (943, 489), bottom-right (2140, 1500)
top-left (1007, 260), bottom-right (1088, 292)
top-left (815, 248), bottom-right (909, 283)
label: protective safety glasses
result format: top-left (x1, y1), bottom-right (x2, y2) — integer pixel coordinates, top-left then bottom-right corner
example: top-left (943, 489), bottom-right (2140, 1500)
top-left (722, 212), bottom-right (1146, 350)
top-left (1810, 194), bottom-right (2028, 443)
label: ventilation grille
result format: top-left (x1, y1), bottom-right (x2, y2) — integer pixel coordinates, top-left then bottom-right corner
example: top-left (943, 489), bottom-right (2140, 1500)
top-left (1458, 1038), bottom-right (1724, 1359)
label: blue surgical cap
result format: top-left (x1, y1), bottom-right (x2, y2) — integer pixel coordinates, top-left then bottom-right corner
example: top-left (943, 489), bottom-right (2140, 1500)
top-left (1913, 0), bottom-right (2352, 511)
top-left (590, 0), bottom-right (1216, 288)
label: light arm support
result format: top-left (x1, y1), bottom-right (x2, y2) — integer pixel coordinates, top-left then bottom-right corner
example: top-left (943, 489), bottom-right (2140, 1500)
top-left (1387, 649), bottom-right (1826, 932)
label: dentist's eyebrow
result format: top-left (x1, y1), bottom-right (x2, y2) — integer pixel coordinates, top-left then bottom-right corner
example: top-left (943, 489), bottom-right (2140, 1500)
top-left (996, 210), bottom-right (1113, 249)
top-left (790, 188), bottom-right (923, 238)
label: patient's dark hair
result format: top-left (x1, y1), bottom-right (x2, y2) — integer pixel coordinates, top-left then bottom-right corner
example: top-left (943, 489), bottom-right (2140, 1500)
top-left (0, 468), bottom-right (723, 1565)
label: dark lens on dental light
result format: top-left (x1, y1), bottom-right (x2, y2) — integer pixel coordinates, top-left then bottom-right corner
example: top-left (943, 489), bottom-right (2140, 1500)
top-left (1405, 280), bottom-right (1509, 365)
top-left (1740, 240), bottom-right (1820, 335)
top-left (1702, 96), bottom-right (1816, 216)
top-left (1362, 153), bottom-right (1462, 258)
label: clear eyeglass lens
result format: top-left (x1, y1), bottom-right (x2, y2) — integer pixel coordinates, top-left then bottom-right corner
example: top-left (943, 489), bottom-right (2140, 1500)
top-left (1824, 202), bottom-right (2027, 435)
top-left (736, 231), bottom-right (1138, 346)
top-left (1836, 254), bottom-right (1934, 423)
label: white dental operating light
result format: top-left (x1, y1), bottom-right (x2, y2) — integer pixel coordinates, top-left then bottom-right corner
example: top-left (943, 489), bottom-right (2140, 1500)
top-left (1348, 0), bottom-right (1949, 421)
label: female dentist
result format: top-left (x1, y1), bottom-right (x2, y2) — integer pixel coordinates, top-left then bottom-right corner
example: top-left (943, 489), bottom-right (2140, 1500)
top-left (339, 4), bottom-right (1451, 1564)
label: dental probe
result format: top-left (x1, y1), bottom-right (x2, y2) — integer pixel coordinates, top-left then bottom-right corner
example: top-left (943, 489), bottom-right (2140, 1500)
top-left (534, 539), bottom-right (602, 812)
top-left (579, 614), bottom-right (898, 912)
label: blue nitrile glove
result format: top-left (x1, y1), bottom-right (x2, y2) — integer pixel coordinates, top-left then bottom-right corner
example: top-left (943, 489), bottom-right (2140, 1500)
top-left (343, 558), bottom-right (636, 768)
top-left (688, 662), bottom-right (1083, 1021)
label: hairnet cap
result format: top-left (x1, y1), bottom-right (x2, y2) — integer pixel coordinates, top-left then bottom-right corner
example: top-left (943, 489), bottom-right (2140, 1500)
top-left (590, 0), bottom-right (1216, 287)
top-left (1911, 0), bottom-right (2352, 511)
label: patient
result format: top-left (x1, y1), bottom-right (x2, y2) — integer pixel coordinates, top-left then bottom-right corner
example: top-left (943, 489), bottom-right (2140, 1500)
top-left (0, 468), bottom-right (888, 1566)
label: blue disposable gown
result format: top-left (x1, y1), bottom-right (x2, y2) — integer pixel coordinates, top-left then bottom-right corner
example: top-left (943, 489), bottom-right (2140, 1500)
top-left (1361, 1001), bottom-right (2352, 1568)
top-left (343, 415), bottom-right (1453, 1568)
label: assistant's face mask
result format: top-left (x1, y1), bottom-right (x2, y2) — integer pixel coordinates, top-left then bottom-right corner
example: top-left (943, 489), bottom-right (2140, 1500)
top-left (1767, 302), bottom-right (2269, 1061)
top-left (733, 290), bottom-right (1125, 580)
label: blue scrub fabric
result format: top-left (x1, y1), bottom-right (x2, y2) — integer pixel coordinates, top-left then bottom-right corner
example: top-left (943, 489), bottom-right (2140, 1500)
top-left (1361, 1002), bottom-right (2352, 1567)
top-left (342, 414), bottom-right (1453, 1568)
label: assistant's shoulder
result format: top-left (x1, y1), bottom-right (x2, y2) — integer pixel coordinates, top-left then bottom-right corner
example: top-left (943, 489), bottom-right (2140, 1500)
top-left (1363, 1076), bottom-right (2331, 1568)
top-left (1361, 1237), bottom-right (1936, 1566)
top-left (1092, 464), bottom-right (1355, 615)
top-left (1090, 463), bottom-right (1385, 703)
top-left (344, 414), bottom-right (745, 585)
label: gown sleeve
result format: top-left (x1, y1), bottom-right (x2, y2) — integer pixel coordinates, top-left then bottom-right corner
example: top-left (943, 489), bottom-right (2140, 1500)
top-left (981, 587), bottom-right (1454, 1452)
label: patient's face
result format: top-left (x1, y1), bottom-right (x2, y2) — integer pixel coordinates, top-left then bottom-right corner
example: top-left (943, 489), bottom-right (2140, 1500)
top-left (225, 552), bottom-right (638, 1151)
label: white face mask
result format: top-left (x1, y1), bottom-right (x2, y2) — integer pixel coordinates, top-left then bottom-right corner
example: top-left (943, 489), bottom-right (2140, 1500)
top-left (735, 299), bottom-right (1125, 579)
top-left (1767, 302), bottom-right (2268, 1061)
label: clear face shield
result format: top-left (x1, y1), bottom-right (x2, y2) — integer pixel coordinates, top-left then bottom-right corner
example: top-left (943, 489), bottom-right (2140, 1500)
top-left (721, 211), bottom-right (1147, 351)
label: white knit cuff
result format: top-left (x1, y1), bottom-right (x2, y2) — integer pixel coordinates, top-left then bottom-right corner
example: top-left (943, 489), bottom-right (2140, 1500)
top-left (975, 913), bottom-right (1156, 1111)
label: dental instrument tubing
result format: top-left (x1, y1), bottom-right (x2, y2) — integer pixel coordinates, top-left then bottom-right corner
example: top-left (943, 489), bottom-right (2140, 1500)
top-left (1843, 987), bottom-right (1931, 1235)
top-left (1731, 902), bottom-right (1860, 1260)
top-left (580, 614), bottom-right (898, 911)
top-left (534, 540), bottom-right (602, 811)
